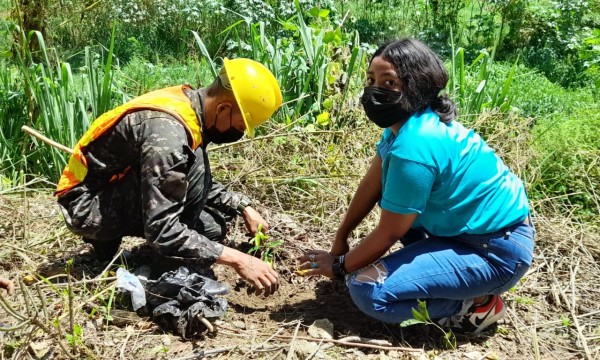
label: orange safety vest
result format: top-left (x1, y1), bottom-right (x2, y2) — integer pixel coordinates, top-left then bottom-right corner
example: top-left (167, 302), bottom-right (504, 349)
top-left (55, 85), bottom-right (203, 196)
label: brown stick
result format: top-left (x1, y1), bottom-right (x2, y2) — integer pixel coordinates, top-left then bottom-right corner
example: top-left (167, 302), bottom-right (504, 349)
top-left (21, 125), bottom-right (73, 154)
top-left (219, 324), bottom-right (422, 352)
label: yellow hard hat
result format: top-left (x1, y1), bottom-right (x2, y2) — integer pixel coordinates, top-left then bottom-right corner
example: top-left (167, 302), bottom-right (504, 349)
top-left (221, 58), bottom-right (283, 137)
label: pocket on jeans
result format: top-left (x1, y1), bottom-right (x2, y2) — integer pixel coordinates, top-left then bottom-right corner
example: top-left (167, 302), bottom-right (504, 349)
top-left (454, 233), bottom-right (493, 256)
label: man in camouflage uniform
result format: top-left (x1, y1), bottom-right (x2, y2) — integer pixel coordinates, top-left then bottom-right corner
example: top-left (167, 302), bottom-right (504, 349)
top-left (56, 59), bottom-right (282, 296)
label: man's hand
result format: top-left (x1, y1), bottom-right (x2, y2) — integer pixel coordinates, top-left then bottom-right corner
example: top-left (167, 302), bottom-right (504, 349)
top-left (217, 247), bottom-right (279, 296)
top-left (0, 277), bottom-right (14, 296)
top-left (242, 206), bottom-right (269, 235)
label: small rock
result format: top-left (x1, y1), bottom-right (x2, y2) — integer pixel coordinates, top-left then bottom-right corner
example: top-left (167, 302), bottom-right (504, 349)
top-left (294, 340), bottom-right (319, 359)
top-left (232, 320), bottom-right (246, 329)
top-left (464, 351), bottom-right (482, 360)
top-left (29, 340), bottom-right (52, 357)
top-left (161, 335), bottom-right (171, 346)
top-left (308, 318), bottom-right (334, 339)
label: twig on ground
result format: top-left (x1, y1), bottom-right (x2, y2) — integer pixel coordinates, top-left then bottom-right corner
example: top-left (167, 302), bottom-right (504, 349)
top-left (532, 314), bottom-right (540, 360)
top-left (306, 338), bottom-right (329, 360)
top-left (286, 321), bottom-right (301, 360)
top-left (568, 260), bottom-right (592, 360)
top-left (119, 330), bottom-right (133, 359)
top-left (219, 324), bottom-right (422, 352)
top-left (171, 346), bottom-right (237, 360)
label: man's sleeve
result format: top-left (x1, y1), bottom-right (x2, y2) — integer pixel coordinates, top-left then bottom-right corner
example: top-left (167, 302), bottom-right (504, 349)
top-left (205, 181), bottom-right (251, 216)
top-left (380, 155), bottom-right (436, 215)
top-left (138, 116), bottom-right (224, 266)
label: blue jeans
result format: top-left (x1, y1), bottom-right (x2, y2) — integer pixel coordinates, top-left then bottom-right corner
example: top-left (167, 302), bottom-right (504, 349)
top-left (346, 219), bottom-right (535, 323)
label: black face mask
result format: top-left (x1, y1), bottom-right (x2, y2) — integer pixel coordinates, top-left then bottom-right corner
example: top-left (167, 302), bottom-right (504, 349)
top-left (360, 86), bottom-right (413, 128)
top-left (205, 106), bottom-right (245, 144)
top-left (205, 126), bottom-right (244, 144)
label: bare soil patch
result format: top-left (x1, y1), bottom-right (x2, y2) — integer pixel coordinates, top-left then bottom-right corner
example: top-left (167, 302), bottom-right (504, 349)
top-left (1, 192), bottom-right (599, 359)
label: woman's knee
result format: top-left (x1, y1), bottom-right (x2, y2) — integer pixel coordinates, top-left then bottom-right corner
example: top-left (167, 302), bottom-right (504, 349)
top-left (347, 262), bottom-right (390, 319)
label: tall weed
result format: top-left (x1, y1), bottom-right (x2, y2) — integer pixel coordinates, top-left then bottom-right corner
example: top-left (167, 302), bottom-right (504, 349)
top-left (193, 0), bottom-right (366, 131)
top-left (7, 26), bottom-right (120, 183)
top-left (528, 98), bottom-right (600, 220)
top-left (448, 43), bottom-right (518, 126)
top-left (0, 60), bottom-right (28, 187)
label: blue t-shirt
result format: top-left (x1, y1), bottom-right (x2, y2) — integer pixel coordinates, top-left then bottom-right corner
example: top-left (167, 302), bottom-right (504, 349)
top-left (377, 108), bottom-right (529, 236)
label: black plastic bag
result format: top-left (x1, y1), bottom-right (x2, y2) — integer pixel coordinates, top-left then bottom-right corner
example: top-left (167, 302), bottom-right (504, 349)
top-left (143, 267), bottom-right (228, 338)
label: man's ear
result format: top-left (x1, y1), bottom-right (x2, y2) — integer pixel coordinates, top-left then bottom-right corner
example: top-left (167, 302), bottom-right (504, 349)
top-left (216, 102), bottom-right (232, 114)
top-left (214, 102), bottom-right (232, 126)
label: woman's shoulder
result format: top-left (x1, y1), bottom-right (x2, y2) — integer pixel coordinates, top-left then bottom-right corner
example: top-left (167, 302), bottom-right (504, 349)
top-left (398, 108), bottom-right (449, 141)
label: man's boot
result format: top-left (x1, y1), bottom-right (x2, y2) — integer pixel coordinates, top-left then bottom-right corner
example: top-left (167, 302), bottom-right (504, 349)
top-left (83, 237), bottom-right (123, 261)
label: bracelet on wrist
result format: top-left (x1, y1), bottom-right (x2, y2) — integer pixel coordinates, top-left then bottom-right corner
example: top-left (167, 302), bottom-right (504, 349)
top-left (332, 254), bottom-right (348, 279)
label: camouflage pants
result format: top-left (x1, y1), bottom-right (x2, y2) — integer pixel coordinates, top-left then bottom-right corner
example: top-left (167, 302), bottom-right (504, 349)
top-left (57, 149), bottom-right (230, 249)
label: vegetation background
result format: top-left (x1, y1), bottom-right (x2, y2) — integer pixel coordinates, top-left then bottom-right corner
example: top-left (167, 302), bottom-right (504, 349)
top-left (0, 0), bottom-right (599, 359)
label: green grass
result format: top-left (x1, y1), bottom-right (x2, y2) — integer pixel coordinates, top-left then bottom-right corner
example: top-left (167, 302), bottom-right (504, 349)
top-left (0, 1), bottom-right (598, 223)
top-left (118, 56), bottom-right (213, 96)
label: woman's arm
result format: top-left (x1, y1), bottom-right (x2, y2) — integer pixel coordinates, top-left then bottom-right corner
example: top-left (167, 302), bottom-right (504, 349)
top-left (298, 209), bottom-right (417, 277)
top-left (331, 155), bottom-right (383, 255)
top-left (344, 210), bottom-right (417, 272)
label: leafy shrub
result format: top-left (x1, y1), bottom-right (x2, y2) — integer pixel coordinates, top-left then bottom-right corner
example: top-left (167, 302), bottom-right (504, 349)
top-left (507, 0), bottom-right (597, 87)
top-left (196, 1), bottom-right (366, 132)
top-left (118, 56), bottom-right (212, 96)
top-left (46, 0), bottom-right (228, 61)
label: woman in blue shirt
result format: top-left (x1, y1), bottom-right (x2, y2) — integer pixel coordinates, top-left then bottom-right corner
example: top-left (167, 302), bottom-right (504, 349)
top-left (299, 38), bottom-right (535, 334)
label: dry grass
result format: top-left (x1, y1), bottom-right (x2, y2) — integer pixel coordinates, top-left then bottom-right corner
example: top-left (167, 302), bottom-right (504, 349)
top-left (0, 118), bottom-right (599, 359)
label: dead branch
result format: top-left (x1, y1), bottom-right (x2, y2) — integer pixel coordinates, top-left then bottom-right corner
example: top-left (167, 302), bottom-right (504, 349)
top-left (219, 324), bottom-right (422, 352)
top-left (21, 125), bottom-right (73, 154)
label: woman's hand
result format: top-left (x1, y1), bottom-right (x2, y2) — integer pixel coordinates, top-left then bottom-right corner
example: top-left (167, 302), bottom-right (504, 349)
top-left (296, 250), bottom-right (335, 278)
top-left (242, 206), bottom-right (269, 235)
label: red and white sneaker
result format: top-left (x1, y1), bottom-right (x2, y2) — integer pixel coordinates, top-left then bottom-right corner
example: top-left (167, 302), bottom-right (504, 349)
top-left (438, 295), bottom-right (506, 334)
top-left (461, 294), bottom-right (506, 334)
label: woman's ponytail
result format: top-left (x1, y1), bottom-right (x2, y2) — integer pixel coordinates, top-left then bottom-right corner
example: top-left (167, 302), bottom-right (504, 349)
top-left (430, 94), bottom-right (457, 124)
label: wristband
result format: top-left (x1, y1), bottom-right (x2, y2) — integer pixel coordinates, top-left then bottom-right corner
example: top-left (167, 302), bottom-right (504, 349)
top-left (236, 198), bottom-right (253, 215)
top-left (332, 254), bottom-right (348, 279)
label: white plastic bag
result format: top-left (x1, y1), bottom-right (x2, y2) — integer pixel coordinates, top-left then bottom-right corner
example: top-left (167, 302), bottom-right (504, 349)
top-left (116, 268), bottom-right (147, 311)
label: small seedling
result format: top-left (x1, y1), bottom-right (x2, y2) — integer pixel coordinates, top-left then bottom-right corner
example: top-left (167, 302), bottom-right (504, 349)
top-left (560, 314), bottom-right (572, 327)
top-left (400, 299), bottom-right (457, 350)
top-left (247, 224), bottom-right (283, 268)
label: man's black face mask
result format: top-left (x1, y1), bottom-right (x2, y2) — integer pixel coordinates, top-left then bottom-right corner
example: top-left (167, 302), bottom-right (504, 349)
top-left (205, 106), bottom-right (245, 144)
top-left (205, 126), bottom-right (244, 144)
top-left (360, 86), bottom-right (413, 128)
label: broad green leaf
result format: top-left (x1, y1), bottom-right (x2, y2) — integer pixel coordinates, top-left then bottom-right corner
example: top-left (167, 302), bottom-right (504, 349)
top-left (411, 307), bottom-right (428, 323)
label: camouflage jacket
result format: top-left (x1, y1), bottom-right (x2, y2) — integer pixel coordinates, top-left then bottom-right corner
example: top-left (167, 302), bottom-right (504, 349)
top-left (77, 87), bottom-right (249, 265)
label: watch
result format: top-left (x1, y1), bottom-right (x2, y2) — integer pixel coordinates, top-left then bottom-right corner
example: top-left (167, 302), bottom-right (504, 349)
top-left (332, 254), bottom-right (348, 279)
top-left (236, 198), bottom-right (253, 214)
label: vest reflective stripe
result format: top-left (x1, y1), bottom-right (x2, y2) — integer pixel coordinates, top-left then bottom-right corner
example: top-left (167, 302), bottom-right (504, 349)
top-left (55, 85), bottom-right (202, 196)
